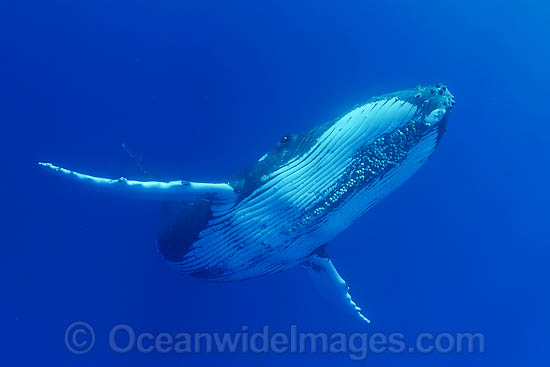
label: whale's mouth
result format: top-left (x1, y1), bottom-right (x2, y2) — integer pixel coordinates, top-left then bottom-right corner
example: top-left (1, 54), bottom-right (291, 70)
top-left (426, 84), bottom-right (454, 144)
top-left (405, 84), bottom-right (455, 146)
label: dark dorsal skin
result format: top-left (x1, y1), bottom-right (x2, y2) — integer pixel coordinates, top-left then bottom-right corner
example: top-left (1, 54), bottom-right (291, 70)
top-left (157, 85), bottom-right (455, 281)
top-left (157, 200), bottom-right (213, 262)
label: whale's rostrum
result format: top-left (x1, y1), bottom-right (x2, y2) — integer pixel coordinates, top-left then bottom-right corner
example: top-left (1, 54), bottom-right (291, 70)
top-left (40, 84), bottom-right (455, 324)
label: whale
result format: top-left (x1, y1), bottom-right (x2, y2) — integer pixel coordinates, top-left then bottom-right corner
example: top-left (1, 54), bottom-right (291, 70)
top-left (40, 84), bottom-right (455, 323)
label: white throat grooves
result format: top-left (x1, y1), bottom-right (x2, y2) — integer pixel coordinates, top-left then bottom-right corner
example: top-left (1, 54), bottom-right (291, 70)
top-left (178, 98), bottom-right (417, 277)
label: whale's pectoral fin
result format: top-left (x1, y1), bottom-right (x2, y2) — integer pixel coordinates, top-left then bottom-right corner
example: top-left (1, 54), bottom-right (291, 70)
top-left (305, 248), bottom-right (370, 324)
top-left (38, 162), bottom-right (236, 211)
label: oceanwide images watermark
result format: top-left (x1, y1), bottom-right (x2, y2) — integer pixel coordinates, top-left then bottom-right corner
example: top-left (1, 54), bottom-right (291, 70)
top-left (65, 322), bottom-right (485, 360)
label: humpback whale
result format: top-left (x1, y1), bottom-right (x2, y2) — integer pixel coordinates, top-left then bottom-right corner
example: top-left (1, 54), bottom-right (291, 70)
top-left (40, 84), bottom-right (455, 323)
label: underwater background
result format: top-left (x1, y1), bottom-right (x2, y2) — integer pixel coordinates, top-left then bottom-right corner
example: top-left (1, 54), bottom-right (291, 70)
top-left (2, 0), bottom-right (549, 365)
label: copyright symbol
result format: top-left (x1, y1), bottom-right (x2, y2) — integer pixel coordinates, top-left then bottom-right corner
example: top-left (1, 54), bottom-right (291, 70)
top-left (65, 321), bottom-right (95, 355)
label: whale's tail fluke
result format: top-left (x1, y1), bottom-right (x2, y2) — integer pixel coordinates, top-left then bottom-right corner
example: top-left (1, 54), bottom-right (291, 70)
top-left (38, 162), bottom-right (237, 212)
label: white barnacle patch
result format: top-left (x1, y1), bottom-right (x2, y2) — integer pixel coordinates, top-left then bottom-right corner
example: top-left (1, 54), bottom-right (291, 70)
top-left (425, 108), bottom-right (446, 126)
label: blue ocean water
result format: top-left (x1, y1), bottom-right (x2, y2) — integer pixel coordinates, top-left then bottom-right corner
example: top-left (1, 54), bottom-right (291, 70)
top-left (2, 0), bottom-right (549, 365)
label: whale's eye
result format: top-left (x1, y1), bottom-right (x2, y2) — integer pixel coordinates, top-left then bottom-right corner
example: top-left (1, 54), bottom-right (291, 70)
top-left (280, 135), bottom-right (291, 143)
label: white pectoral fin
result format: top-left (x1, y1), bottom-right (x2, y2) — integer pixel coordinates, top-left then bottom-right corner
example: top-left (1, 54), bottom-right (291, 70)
top-left (306, 251), bottom-right (370, 324)
top-left (38, 162), bottom-right (236, 210)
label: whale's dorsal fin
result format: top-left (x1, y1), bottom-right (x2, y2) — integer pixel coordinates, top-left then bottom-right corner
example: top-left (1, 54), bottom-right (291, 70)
top-left (38, 162), bottom-right (236, 212)
top-left (305, 248), bottom-right (370, 324)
